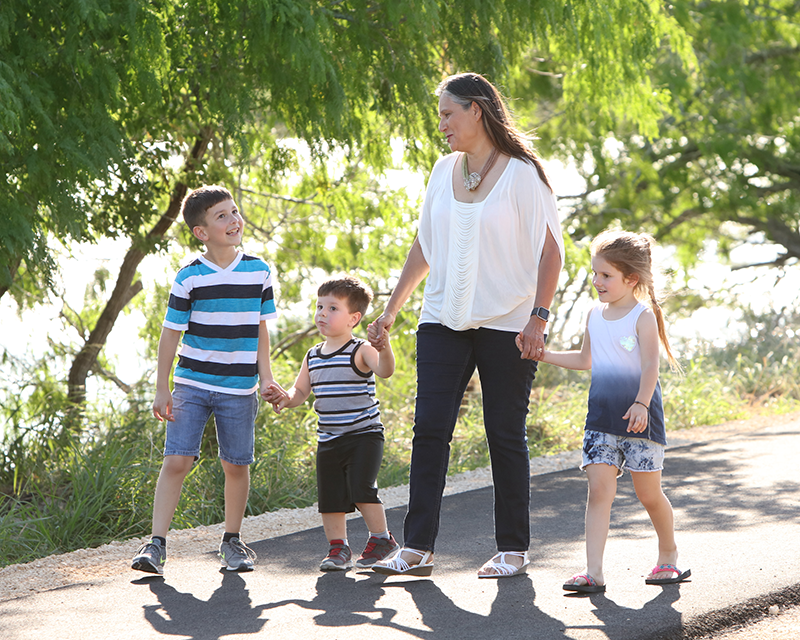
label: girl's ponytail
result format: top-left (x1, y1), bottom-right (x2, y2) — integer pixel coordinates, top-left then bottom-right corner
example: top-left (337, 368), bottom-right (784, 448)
top-left (648, 283), bottom-right (681, 372)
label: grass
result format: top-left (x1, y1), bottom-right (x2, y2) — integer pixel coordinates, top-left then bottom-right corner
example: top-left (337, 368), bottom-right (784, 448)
top-left (0, 442), bottom-right (151, 564)
top-left (2, 308), bottom-right (799, 567)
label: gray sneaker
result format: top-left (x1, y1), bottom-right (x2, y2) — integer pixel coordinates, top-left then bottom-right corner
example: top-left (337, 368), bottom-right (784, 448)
top-left (319, 540), bottom-right (353, 571)
top-left (132, 539), bottom-right (166, 575)
top-left (355, 533), bottom-right (400, 568)
top-left (219, 537), bottom-right (256, 571)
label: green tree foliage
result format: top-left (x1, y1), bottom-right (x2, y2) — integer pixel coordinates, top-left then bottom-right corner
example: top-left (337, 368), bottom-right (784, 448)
top-left (1, 0), bottom-right (693, 422)
top-left (2, 0), bottom-right (690, 295)
top-left (529, 0), bottom-right (800, 272)
top-left (0, 0), bottom-right (163, 293)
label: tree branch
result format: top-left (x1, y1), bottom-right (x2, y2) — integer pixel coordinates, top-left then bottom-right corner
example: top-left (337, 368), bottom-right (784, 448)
top-left (0, 255), bottom-right (21, 302)
top-left (731, 214), bottom-right (800, 262)
top-left (526, 65), bottom-right (564, 79)
top-left (65, 127), bottom-right (214, 426)
top-left (271, 324), bottom-right (319, 359)
top-left (238, 186), bottom-right (328, 208)
top-left (657, 145), bottom-right (701, 178)
top-left (731, 255), bottom-right (792, 271)
top-left (657, 207), bottom-right (704, 237)
top-left (90, 361), bottom-right (133, 394)
top-left (746, 46), bottom-right (800, 64)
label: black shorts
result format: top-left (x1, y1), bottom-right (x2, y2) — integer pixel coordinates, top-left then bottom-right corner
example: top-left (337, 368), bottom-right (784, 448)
top-left (316, 431), bottom-right (384, 514)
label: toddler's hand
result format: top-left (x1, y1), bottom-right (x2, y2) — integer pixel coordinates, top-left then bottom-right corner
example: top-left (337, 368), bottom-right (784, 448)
top-left (368, 322), bottom-right (389, 351)
top-left (377, 327), bottom-right (391, 351)
top-left (261, 381), bottom-right (288, 407)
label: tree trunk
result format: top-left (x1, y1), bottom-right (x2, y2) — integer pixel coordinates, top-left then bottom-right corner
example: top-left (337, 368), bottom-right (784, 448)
top-left (0, 256), bottom-right (22, 301)
top-left (65, 128), bottom-right (214, 427)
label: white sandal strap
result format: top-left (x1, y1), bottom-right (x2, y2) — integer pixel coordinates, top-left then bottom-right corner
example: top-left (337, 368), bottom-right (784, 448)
top-left (482, 552), bottom-right (529, 576)
top-left (378, 547), bottom-right (428, 571)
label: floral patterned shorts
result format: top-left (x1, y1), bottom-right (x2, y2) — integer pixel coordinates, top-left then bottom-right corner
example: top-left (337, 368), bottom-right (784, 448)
top-left (580, 430), bottom-right (665, 477)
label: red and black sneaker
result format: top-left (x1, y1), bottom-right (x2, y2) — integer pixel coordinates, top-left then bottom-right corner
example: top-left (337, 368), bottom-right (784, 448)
top-left (355, 532), bottom-right (400, 569)
top-left (319, 540), bottom-right (353, 571)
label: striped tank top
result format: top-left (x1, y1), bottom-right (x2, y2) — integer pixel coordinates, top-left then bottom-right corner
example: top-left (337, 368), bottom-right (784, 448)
top-left (307, 338), bottom-right (383, 442)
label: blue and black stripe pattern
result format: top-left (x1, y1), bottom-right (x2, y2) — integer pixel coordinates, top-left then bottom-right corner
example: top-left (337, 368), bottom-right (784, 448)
top-left (308, 338), bottom-right (383, 442)
top-left (163, 252), bottom-right (277, 395)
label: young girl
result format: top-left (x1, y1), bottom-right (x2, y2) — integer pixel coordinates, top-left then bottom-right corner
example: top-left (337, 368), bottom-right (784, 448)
top-left (539, 229), bottom-right (690, 593)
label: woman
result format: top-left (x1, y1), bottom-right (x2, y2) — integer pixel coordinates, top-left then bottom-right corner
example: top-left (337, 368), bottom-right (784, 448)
top-left (368, 72), bottom-right (564, 578)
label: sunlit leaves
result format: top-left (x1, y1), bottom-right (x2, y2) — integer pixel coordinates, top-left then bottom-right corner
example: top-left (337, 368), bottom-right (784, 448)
top-left (2, 0), bottom-right (691, 293)
top-left (525, 0), bottom-right (800, 278)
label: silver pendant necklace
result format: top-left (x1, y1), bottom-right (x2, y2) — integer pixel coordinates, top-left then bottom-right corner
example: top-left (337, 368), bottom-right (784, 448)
top-left (462, 148), bottom-right (499, 191)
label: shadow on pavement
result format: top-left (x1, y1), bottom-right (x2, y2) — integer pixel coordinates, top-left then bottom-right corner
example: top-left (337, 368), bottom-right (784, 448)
top-left (564, 585), bottom-right (683, 639)
top-left (381, 575), bottom-right (568, 638)
top-left (132, 427), bottom-right (795, 639)
top-left (141, 572), bottom-right (267, 639)
top-left (665, 435), bottom-right (800, 531)
top-left (261, 571), bottom-right (397, 628)
top-left (261, 571), bottom-right (569, 638)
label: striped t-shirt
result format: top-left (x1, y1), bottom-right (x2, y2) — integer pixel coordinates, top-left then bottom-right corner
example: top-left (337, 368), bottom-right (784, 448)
top-left (307, 338), bottom-right (383, 442)
top-left (163, 252), bottom-right (277, 395)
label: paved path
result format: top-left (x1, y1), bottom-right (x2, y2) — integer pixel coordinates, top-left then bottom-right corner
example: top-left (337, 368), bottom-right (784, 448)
top-left (2, 419), bottom-right (799, 640)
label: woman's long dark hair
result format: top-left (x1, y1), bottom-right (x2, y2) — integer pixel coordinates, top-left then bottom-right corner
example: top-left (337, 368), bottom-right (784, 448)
top-left (436, 72), bottom-right (552, 191)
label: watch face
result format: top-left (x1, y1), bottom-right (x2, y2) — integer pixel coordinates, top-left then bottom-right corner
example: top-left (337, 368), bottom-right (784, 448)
top-left (533, 307), bottom-right (549, 321)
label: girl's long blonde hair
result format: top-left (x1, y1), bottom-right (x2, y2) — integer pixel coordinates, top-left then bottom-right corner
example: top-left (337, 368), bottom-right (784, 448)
top-left (591, 229), bottom-right (681, 371)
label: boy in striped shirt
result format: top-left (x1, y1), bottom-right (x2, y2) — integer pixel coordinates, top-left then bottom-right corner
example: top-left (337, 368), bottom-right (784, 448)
top-left (132, 185), bottom-right (277, 575)
top-left (264, 276), bottom-right (399, 571)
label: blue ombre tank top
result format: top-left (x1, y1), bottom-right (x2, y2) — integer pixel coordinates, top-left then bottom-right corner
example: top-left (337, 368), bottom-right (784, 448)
top-left (585, 302), bottom-right (666, 445)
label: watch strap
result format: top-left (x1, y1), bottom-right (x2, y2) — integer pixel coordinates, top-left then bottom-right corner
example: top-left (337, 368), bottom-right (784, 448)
top-left (530, 306), bottom-right (550, 322)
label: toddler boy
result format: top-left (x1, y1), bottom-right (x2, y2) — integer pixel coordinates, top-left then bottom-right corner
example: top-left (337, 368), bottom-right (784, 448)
top-left (264, 276), bottom-right (398, 570)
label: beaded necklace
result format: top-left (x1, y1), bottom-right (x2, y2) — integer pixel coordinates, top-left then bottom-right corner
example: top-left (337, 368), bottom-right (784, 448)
top-left (461, 148), bottom-right (499, 191)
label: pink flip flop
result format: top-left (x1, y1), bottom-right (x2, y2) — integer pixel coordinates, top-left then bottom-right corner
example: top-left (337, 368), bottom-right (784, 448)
top-left (645, 564), bottom-right (691, 585)
top-left (563, 573), bottom-right (606, 593)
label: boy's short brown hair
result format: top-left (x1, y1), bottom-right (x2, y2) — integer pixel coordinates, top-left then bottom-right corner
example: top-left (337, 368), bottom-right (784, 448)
top-left (318, 276), bottom-right (373, 326)
top-left (181, 185), bottom-right (234, 230)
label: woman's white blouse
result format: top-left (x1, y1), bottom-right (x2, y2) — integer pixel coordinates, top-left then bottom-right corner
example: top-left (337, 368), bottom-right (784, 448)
top-left (418, 153), bottom-right (564, 332)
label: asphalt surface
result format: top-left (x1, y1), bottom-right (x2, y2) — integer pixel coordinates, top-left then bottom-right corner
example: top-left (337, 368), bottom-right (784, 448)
top-left (2, 418), bottom-right (799, 640)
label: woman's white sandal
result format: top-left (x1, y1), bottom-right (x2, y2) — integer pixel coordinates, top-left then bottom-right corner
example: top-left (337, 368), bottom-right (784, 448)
top-left (477, 551), bottom-right (530, 579)
top-left (372, 547), bottom-right (434, 576)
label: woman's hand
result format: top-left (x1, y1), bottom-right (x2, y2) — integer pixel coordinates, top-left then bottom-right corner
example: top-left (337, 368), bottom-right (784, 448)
top-left (516, 316), bottom-right (546, 361)
top-left (367, 236), bottom-right (428, 351)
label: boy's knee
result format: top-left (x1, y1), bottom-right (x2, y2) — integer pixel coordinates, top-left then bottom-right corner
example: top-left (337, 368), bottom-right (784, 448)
top-left (162, 455), bottom-right (194, 476)
top-left (221, 459), bottom-right (250, 476)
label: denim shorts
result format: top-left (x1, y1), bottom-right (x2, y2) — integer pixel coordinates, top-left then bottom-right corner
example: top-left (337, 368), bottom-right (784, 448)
top-left (581, 430), bottom-right (665, 477)
top-left (164, 383), bottom-right (259, 465)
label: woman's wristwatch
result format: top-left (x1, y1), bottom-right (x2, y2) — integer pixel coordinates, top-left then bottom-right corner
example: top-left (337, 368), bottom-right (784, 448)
top-left (530, 306), bottom-right (550, 322)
